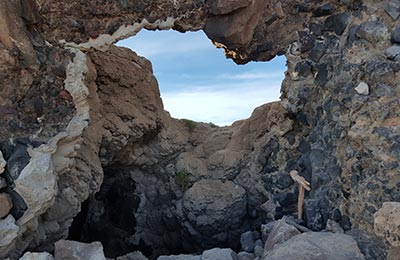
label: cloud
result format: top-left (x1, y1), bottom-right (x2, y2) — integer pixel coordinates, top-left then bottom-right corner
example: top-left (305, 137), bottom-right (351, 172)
top-left (117, 30), bottom-right (213, 57)
top-left (218, 71), bottom-right (285, 80)
top-left (161, 82), bottom-right (281, 126)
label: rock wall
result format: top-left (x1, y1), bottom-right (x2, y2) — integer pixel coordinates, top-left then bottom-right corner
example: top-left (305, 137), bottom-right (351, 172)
top-left (0, 0), bottom-right (399, 259)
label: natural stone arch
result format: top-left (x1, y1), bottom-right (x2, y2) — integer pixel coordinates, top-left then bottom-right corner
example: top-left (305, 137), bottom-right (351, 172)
top-left (0, 0), bottom-right (399, 259)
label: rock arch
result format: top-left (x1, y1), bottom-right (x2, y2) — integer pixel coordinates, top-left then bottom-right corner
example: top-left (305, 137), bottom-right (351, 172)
top-left (0, 0), bottom-right (399, 259)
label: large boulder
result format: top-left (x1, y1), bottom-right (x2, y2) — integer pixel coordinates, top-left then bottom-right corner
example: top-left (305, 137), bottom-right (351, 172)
top-left (263, 232), bottom-right (365, 260)
top-left (374, 202), bottom-right (400, 247)
top-left (264, 220), bottom-right (300, 251)
top-left (182, 179), bottom-right (247, 244)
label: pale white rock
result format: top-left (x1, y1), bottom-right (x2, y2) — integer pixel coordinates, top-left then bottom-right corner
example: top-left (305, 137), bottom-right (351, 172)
top-left (0, 150), bottom-right (6, 174)
top-left (355, 82), bottom-right (369, 95)
top-left (374, 202), bottom-right (400, 247)
top-left (15, 146), bottom-right (58, 226)
top-left (54, 240), bottom-right (106, 260)
top-left (0, 215), bottom-right (19, 247)
top-left (63, 17), bottom-right (178, 52)
top-left (19, 252), bottom-right (54, 260)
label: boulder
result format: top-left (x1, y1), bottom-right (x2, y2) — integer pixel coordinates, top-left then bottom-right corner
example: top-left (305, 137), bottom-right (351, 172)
top-left (54, 240), bottom-right (106, 260)
top-left (202, 248), bottom-right (239, 260)
top-left (374, 202), bottom-right (400, 247)
top-left (263, 232), bottom-right (365, 260)
top-left (264, 219), bottom-right (300, 252)
top-left (19, 252), bottom-right (54, 260)
top-left (182, 179), bottom-right (246, 238)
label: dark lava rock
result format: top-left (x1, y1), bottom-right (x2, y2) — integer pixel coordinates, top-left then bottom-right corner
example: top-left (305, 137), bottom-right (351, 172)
top-left (8, 189), bottom-right (28, 220)
top-left (391, 26), bottom-right (400, 43)
top-left (309, 43), bottom-right (326, 62)
top-left (304, 199), bottom-right (324, 231)
top-left (315, 64), bottom-right (328, 87)
top-left (295, 61), bottom-right (312, 77)
top-left (310, 23), bottom-right (323, 36)
top-left (5, 143), bottom-right (30, 184)
top-left (313, 3), bottom-right (336, 17)
top-left (356, 21), bottom-right (389, 43)
top-left (340, 215), bottom-right (352, 231)
top-left (323, 13), bottom-right (350, 36)
top-left (298, 31), bottom-right (315, 53)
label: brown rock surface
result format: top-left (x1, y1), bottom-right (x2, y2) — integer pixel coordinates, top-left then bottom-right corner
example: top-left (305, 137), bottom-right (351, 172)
top-left (374, 202), bottom-right (400, 247)
top-left (0, 0), bottom-right (398, 259)
top-left (0, 193), bottom-right (12, 218)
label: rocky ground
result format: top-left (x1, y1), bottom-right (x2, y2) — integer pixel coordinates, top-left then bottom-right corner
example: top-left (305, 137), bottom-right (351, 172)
top-left (0, 0), bottom-right (399, 259)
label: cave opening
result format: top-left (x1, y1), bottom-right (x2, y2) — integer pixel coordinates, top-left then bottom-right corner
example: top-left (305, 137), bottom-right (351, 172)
top-left (68, 29), bottom-right (288, 259)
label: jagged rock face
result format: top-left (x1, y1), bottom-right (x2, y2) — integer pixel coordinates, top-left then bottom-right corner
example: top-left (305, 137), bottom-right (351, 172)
top-left (0, 0), bottom-right (399, 259)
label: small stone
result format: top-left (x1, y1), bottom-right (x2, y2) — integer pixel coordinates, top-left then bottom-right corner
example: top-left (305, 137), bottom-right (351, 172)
top-left (54, 240), bottom-right (106, 260)
top-left (295, 62), bottom-right (312, 78)
top-left (392, 27), bottom-right (400, 43)
top-left (240, 231), bottom-right (260, 253)
top-left (340, 215), bottom-right (352, 231)
top-left (0, 177), bottom-right (6, 189)
top-left (0, 150), bottom-right (5, 175)
top-left (326, 219), bottom-right (344, 233)
top-left (237, 251), bottom-right (255, 260)
top-left (384, 46), bottom-right (400, 61)
top-left (355, 82), bottom-right (369, 96)
top-left (19, 252), bottom-right (54, 260)
top-left (313, 3), bottom-right (336, 17)
top-left (356, 21), bottom-right (390, 43)
top-left (0, 215), bottom-right (19, 247)
top-left (309, 43), bottom-right (325, 62)
top-left (385, 1), bottom-right (400, 20)
top-left (0, 193), bottom-right (13, 218)
top-left (275, 2), bottom-right (285, 19)
top-left (254, 245), bottom-right (263, 258)
top-left (323, 13), bottom-right (350, 36)
top-left (202, 248), bottom-right (238, 260)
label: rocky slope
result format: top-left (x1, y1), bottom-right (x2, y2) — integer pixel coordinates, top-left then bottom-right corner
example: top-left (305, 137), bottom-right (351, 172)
top-left (0, 0), bottom-right (399, 259)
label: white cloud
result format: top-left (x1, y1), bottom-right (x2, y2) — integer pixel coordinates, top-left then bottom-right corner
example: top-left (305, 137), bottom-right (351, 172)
top-left (218, 71), bottom-right (284, 80)
top-left (117, 30), bottom-right (213, 57)
top-left (161, 82), bottom-right (281, 126)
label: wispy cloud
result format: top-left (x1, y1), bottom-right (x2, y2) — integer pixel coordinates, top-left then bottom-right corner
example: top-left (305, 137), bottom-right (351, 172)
top-left (117, 30), bottom-right (213, 57)
top-left (218, 71), bottom-right (285, 80)
top-left (117, 30), bottom-right (286, 126)
top-left (162, 82), bottom-right (281, 126)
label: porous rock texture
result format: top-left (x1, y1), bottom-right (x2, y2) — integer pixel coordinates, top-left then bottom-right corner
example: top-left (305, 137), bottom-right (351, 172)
top-left (0, 0), bottom-right (399, 259)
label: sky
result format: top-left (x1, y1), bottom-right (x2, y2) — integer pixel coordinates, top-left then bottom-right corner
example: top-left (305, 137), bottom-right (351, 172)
top-left (117, 30), bottom-right (286, 126)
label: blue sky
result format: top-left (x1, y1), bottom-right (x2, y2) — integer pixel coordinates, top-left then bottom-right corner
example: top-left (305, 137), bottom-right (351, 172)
top-left (117, 30), bottom-right (286, 126)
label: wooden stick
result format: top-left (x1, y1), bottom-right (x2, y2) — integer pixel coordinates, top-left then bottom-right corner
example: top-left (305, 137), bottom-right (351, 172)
top-left (298, 185), bottom-right (305, 220)
top-left (289, 170), bottom-right (311, 220)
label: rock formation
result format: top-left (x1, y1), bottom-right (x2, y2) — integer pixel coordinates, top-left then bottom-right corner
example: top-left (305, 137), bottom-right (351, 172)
top-left (0, 0), bottom-right (399, 259)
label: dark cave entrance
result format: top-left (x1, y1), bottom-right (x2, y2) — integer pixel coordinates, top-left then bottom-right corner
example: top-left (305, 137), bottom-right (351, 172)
top-left (68, 167), bottom-right (150, 258)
